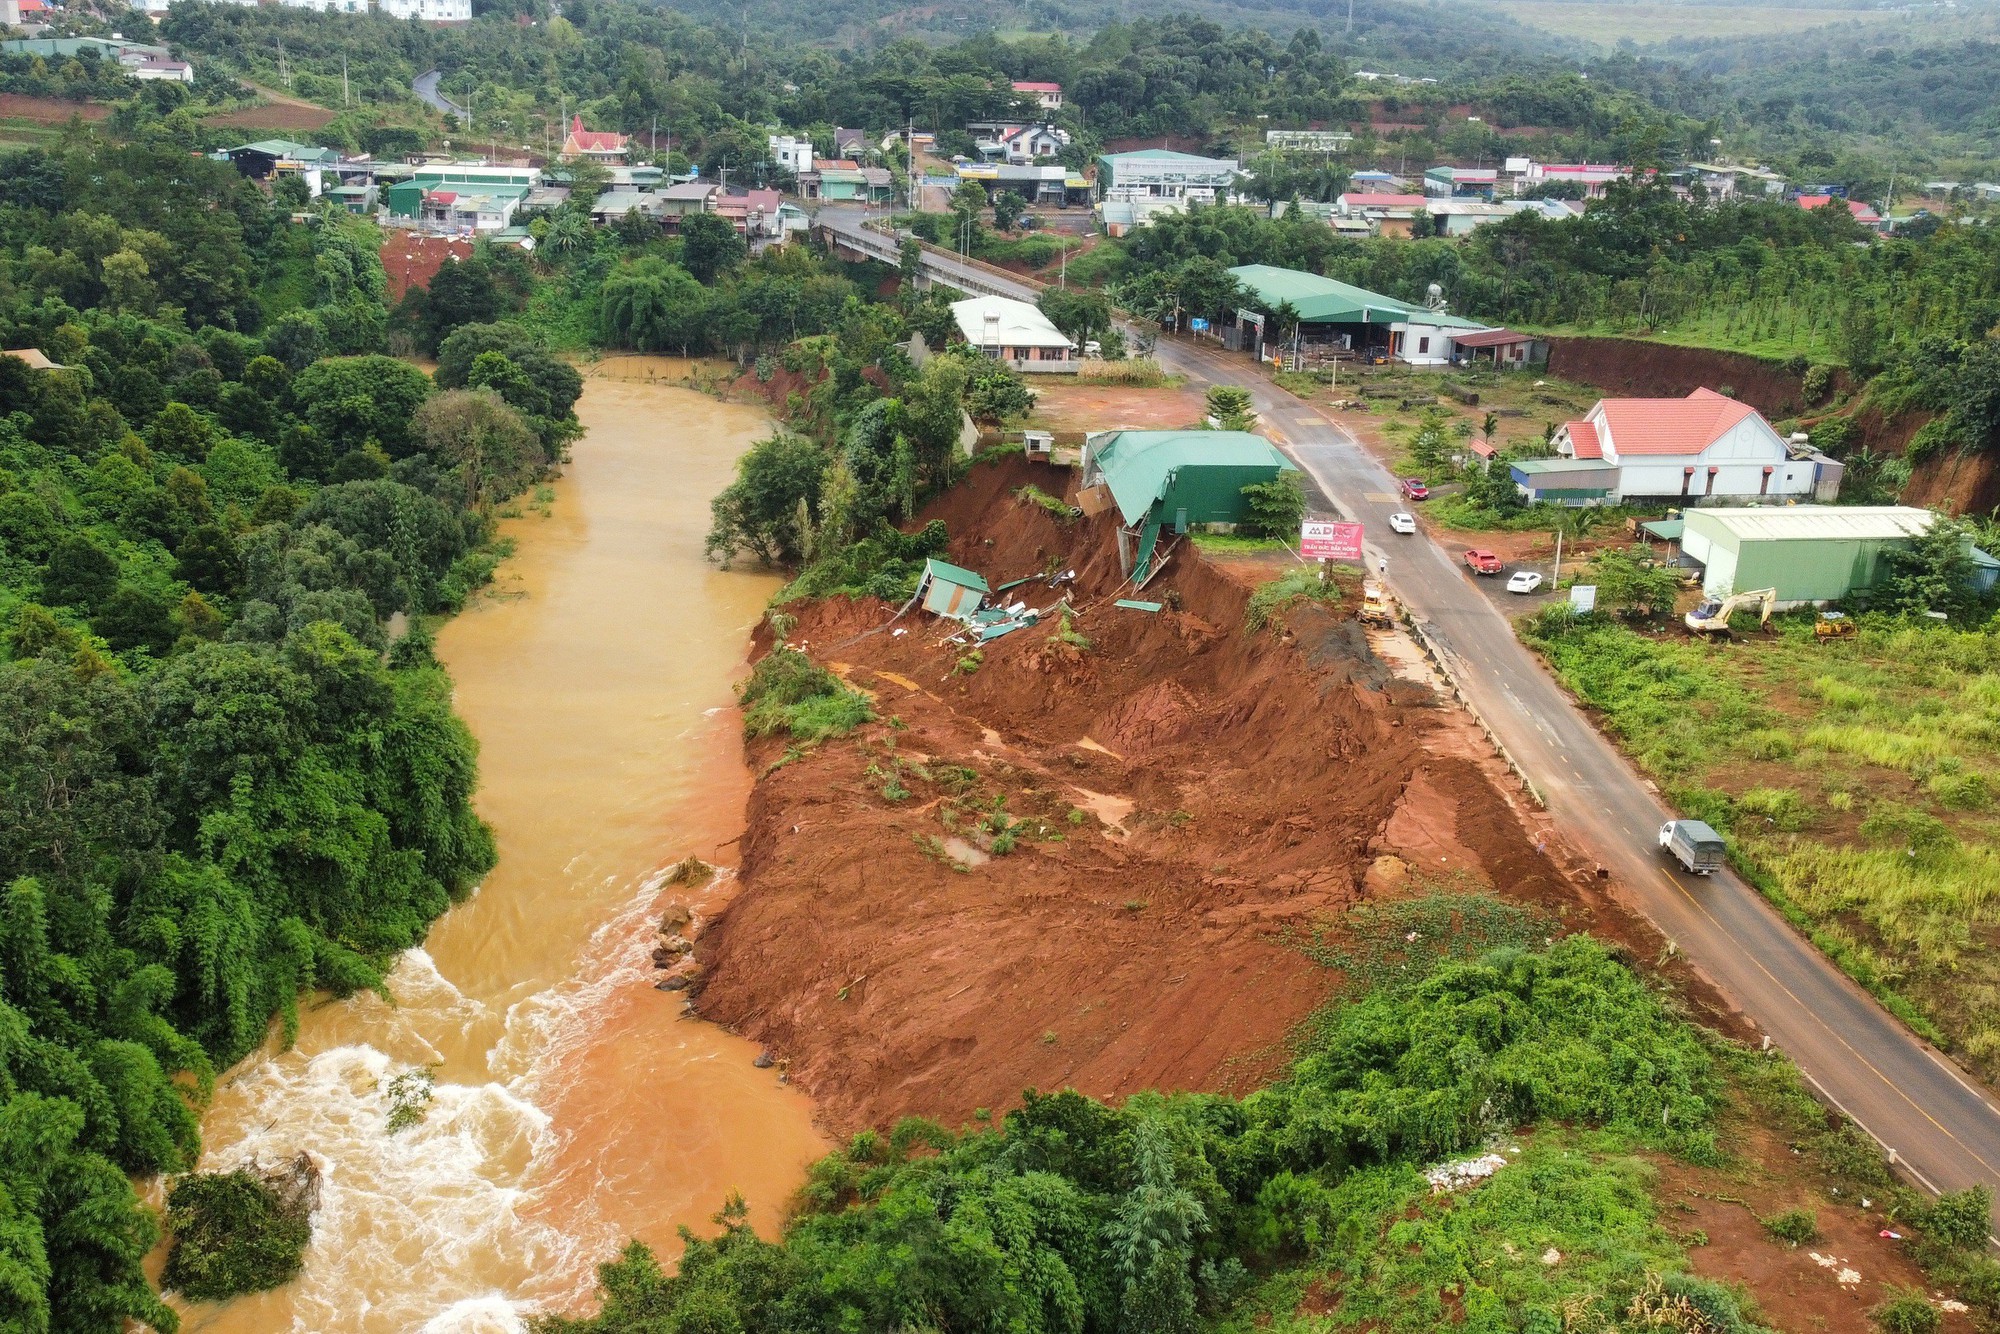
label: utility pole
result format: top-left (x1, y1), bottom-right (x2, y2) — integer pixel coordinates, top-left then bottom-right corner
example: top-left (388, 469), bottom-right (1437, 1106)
top-left (342, 53), bottom-right (349, 107)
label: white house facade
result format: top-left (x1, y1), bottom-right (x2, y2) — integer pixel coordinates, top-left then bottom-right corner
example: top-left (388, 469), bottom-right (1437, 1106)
top-left (1552, 388), bottom-right (1826, 503)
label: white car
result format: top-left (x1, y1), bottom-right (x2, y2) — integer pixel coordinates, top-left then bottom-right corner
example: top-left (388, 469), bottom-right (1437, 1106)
top-left (1388, 512), bottom-right (1417, 535)
top-left (1506, 571), bottom-right (1545, 595)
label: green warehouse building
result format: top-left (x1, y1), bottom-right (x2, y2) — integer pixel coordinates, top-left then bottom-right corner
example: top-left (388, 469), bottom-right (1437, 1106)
top-left (1080, 429), bottom-right (1297, 581)
top-left (1680, 505), bottom-right (2000, 604)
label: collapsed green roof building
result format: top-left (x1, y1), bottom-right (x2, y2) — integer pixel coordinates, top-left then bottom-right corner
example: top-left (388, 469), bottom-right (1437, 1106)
top-left (1079, 430), bottom-right (1298, 582)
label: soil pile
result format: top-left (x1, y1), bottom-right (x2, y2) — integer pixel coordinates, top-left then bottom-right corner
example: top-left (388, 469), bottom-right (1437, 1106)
top-left (695, 454), bottom-right (1625, 1133)
top-left (1546, 336), bottom-right (1827, 417)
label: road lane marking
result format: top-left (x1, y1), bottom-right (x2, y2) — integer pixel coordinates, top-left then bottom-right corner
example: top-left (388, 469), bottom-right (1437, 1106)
top-left (1656, 868), bottom-right (2000, 1185)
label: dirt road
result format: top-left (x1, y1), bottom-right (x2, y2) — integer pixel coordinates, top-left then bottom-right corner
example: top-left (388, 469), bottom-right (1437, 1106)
top-left (814, 203), bottom-right (2000, 1220)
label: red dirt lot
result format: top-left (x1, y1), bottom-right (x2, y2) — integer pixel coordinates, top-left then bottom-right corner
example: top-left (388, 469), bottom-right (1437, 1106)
top-left (0, 93), bottom-right (109, 122)
top-left (1653, 1111), bottom-right (1978, 1334)
top-left (202, 101), bottom-right (339, 132)
top-left (379, 233), bottom-right (474, 303)
top-left (1027, 380), bottom-right (1207, 438)
top-left (692, 454), bottom-right (1702, 1135)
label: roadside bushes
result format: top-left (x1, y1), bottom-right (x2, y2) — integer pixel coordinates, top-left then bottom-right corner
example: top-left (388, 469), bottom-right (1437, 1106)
top-left (535, 937), bottom-right (1739, 1334)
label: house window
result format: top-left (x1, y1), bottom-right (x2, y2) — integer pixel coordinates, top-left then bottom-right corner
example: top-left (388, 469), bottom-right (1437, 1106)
top-left (1418, 337), bottom-right (1431, 354)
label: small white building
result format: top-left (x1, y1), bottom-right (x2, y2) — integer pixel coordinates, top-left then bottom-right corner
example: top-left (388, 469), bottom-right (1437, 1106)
top-left (1011, 80), bottom-right (1063, 111)
top-left (950, 295), bottom-right (1077, 373)
top-left (767, 133), bottom-right (813, 176)
top-left (377, 0), bottom-right (472, 17)
top-left (131, 57), bottom-right (193, 81)
top-left (1553, 388), bottom-right (1828, 503)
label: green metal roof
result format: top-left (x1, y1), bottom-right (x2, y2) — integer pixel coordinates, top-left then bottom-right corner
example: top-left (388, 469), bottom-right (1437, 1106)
top-left (1227, 264), bottom-right (1486, 329)
top-left (1640, 518), bottom-right (1685, 540)
top-left (923, 558), bottom-right (989, 593)
top-left (1090, 430), bottom-right (1297, 527)
top-left (1510, 457), bottom-right (1618, 475)
top-left (230, 139), bottom-right (328, 158)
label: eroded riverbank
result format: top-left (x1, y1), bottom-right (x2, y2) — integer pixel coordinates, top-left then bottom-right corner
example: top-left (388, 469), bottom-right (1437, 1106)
top-left (691, 453), bottom-right (1680, 1134)
top-left (176, 365), bottom-right (825, 1334)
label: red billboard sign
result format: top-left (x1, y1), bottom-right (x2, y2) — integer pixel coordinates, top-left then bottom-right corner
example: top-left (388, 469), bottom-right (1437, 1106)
top-left (1300, 521), bottom-right (1364, 561)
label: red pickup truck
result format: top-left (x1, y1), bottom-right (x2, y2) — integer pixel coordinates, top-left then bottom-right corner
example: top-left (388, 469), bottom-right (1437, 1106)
top-left (1463, 548), bottom-right (1503, 575)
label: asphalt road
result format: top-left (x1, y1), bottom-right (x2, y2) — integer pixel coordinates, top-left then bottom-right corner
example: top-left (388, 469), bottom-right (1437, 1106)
top-left (413, 69), bottom-right (468, 123)
top-left (820, 207), bottom-right (2000, 1210)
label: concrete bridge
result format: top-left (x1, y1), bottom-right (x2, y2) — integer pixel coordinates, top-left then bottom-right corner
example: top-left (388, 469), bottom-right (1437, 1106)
top-left (813, 207), bottom-right (1042, 302)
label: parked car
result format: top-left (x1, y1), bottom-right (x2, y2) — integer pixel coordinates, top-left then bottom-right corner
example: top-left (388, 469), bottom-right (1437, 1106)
top-left (1463, 548), bottom-right (1502, 575)
top-left (1401, 478), bottom-right (1430, 500)
top-left (1388, 512), bottom-right (1417, 535)
top-left (1506, 571), bottom-right (1544, 594)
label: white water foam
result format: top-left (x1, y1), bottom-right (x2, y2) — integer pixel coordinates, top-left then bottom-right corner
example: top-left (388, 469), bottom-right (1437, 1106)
top-left (190, 868), bottom-right (721, 1331)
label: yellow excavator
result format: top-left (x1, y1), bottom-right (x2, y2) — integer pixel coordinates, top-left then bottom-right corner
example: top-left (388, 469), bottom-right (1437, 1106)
top-left (1359, 581), bottom-right (1396, 627)
top-left (1685, 587), bottom-right (1777, 636)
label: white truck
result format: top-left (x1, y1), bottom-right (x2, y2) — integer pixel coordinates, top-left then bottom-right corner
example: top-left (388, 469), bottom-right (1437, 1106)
top-left (1659, 820), bottom-right (1726, 875)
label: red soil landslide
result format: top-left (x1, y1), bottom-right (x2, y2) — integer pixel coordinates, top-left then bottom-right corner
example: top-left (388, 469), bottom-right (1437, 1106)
top-left (694, 454), bottom-right (1676, 1134)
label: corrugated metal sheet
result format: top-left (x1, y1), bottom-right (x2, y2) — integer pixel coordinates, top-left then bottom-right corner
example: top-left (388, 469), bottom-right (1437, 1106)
top-left (1687, 506), bottom-right (1935, 543)
top-left (1088, 431), bottom-right (1296, 527)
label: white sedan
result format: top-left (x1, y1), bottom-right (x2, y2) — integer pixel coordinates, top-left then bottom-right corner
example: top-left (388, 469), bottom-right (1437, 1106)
top-left (1506, 570), bottom-right (1545, 595)
top-left (1388, 512), bottom-right (1417, 534)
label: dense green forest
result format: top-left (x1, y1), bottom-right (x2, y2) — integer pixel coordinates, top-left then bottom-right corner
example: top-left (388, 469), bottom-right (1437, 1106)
top-left (0, 134), bottom-right (588, 1329)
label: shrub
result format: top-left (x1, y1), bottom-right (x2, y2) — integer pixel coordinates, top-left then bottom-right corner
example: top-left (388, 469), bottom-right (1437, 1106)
top-left (1205, 384), bottom-right (1254, 429)
top-left (162, 1157), bottom-right (318, 1301)
top-left (1920, 1184), bottom-right (1993, 1251)
top-left (1245, 567), bottom-right (1341, 633)
top-left (1857, 803), bottom-right (1955, 855)
top-left (1742, 729), bottom-right (1796, 760)
top-left (1239, 471), bottom-right (1307, 539)
top-left (1076, 358), bottom-right (1175, 387)
top-left (1928, 769), bottom-right (1992, 810)
top-left (1760, 1207), bottom-right (1819, 1245)
top-left (1737, 787), bottom-right (1809, 831)
top-left (1013, 484), bottom-right (1075, 522)
top-left (1874, 1288), bottom-right (1941, 1334)
top-left (740, 648), bottom-right (874, 743)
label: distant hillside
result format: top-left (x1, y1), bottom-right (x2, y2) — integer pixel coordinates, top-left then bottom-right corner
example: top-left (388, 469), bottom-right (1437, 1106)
top-left (637, 0), bottom-right (1572, 75)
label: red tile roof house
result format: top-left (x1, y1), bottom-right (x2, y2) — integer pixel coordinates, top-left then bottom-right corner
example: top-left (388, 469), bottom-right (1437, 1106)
top-left (1011, 80), bottom-right (1063, 110)
top-left (1550, 388), bottom-right (1831, 503)
top-left (1796, 194), bottom-right (1882, 226)
top-left (562, 115), bottom-right (629, 163)
top-left (713, 188), bottom-right (786, 238)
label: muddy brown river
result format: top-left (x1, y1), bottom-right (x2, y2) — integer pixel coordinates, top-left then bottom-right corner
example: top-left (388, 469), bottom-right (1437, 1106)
top-left (173, 363), bottom-right (827, 1333)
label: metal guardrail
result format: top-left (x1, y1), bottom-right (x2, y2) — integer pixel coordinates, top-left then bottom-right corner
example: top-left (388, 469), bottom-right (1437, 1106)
top-left (1403, 615), bottom-right (1548, 809)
